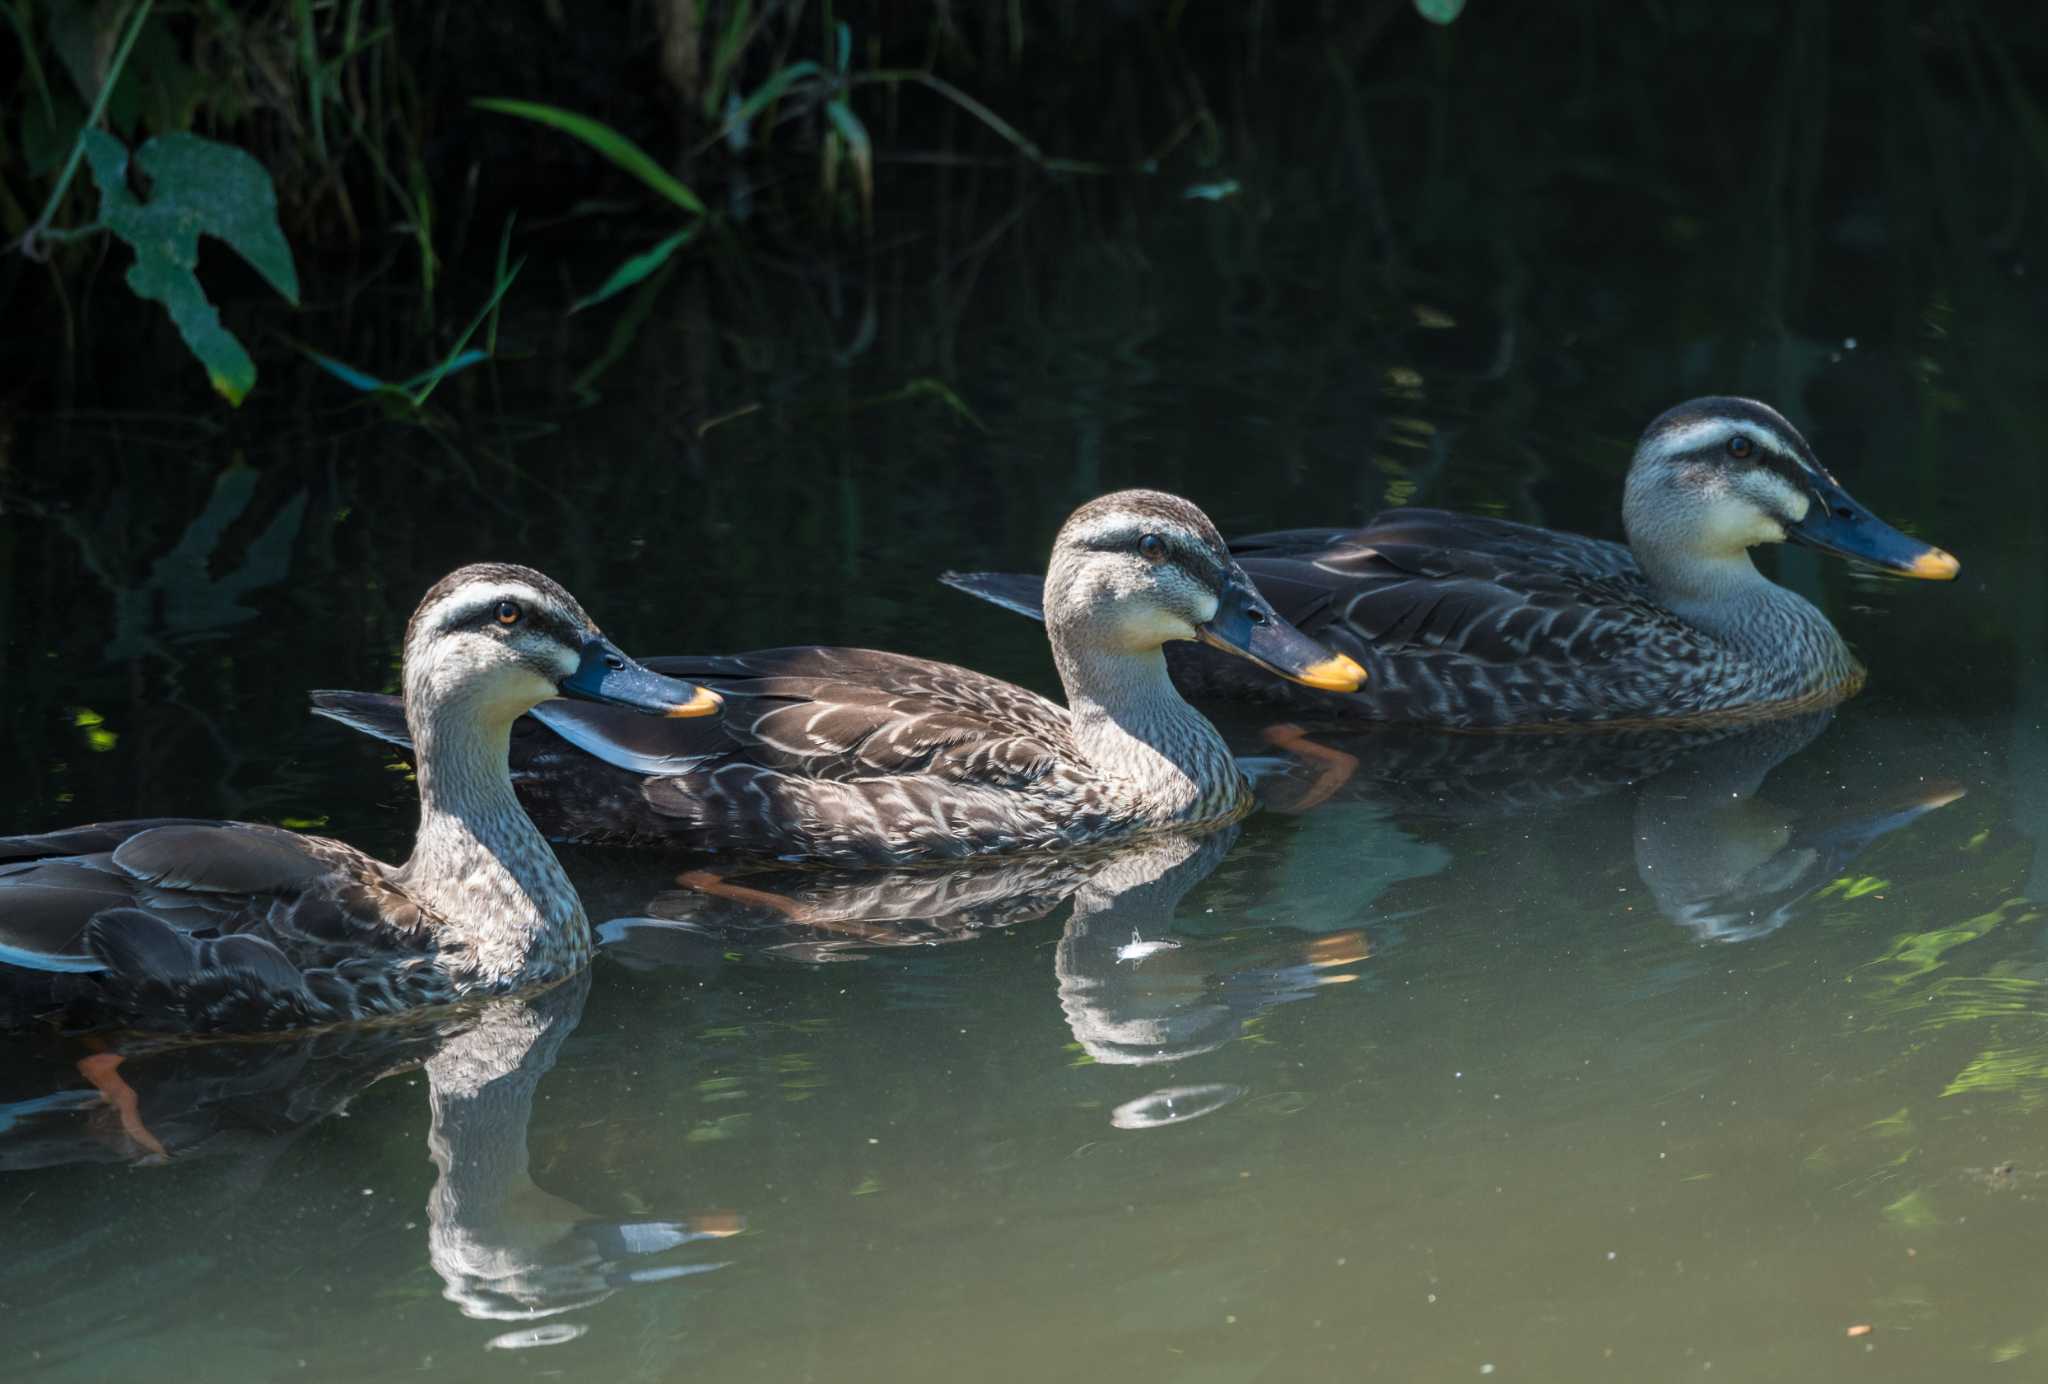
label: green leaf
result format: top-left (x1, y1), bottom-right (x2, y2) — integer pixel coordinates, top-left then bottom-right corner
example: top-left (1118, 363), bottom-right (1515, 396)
top-left (82, 129), bottom-right (300, 406)
top-left (571, 256), bottom-right (679, 403)
top-left (823, 98), bottom-right (872, 225)
top-left (474, 98), bottom-right (706, 216)
top-left (396, 350), bottom-right (488, 395)
top-left (303, 350), bottom-right (390, 393)
top-left (402, 258), bottom-right (522, 407)
top-left (704, 0), bottom-right (756, 117)
top-left (571, 227), bottom-right (697, 313)
top-left (724, 62), bottom-right (822, 150)
top-left (1415, 0), bottom-right (1466, 23)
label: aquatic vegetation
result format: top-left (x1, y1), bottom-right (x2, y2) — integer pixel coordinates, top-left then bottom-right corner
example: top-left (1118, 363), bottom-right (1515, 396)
top-left (473, 98), bottom-right (706, 312)
top-left (300, 246), bottom-right (522, 414)
top-left (11, 0), bottom-right (298, 404)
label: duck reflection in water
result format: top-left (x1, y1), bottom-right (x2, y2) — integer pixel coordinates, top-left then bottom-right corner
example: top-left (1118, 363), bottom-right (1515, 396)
top-left (417, 974), bottom-right (739, 1322)
top-left (594, 824), bottom-right (1394, 1082)
top-left (0, 971), bottom-right (740, 1331)
top-left (1052, 830), bottom-right (1370, 1067)
top-left (1253, 707), bottom-right (1964, 943)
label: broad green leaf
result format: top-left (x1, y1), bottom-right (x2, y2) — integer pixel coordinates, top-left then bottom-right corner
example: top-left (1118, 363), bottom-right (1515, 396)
top-left (572, 227), bottom-right (698, 313)
top-left (1415, 0), bottom-right (1466, 23)
top-left (82, 129), bottom-right (300, 406)
top-left (474, 98), bottom-right (706, 216)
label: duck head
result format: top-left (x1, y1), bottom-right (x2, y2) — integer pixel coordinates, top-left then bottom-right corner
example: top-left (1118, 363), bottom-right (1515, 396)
top-left (401, 562), bottom-right (720, 728)
top-left (1621, 397), bottom-right (1958, 581)
top-left (1043, 490), bottom-right (1366, 692)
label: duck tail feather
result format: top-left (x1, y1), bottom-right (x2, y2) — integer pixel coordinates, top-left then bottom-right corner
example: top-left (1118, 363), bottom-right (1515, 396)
top-left (310, 691), bottom-right (414, 750)
top-left (938, 571), bottom-right (1048, 623)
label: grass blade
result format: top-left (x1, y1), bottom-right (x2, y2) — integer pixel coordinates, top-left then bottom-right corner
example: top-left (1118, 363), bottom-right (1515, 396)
top-left (824, 98), bottom-right (872, 226)
top-left (724, 61), bottom-right (822, 150)
top-left (301, 348), bottom-right (390, 393)
top-left (851, 69), bottom-right (1106, 174)
top-left (474, 98), bottom-right (707, 216)
top-left (486, 214), bottom-right (514, 353)
top-left (405, 257), bottom-right (523, 406)
top-left (571, 227), bottom-right (697, 313)
top-left (395, 349), bottom-right (488, 394)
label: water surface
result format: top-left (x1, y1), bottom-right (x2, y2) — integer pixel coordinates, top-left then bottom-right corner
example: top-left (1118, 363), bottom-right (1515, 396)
top-left (4, 12), bottom-right (2046, 1380)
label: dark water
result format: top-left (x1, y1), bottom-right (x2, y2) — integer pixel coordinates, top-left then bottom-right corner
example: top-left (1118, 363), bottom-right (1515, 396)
top-left (5, 11), bottom-right (2048, 1381)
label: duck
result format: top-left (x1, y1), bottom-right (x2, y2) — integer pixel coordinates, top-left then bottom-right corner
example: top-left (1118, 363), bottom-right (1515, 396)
top-left (312, 490), bottom-right (1366, 866)
top-left (943, 398), bottom-right (1959, 727)
top-left (0, 563), bottom-right (718, 1036)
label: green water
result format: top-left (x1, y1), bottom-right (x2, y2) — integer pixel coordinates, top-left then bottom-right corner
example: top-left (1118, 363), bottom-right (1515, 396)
top-left (4, 10), bottom-right (2048, 1380)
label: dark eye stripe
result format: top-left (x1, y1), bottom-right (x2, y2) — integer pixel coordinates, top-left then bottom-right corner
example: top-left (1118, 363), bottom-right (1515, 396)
top-left (1079, 531), bottom-right (1234, 593)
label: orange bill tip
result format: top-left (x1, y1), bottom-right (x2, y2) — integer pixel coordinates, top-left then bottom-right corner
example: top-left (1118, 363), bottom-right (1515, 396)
top-left (1294, 652), bottom-right (1368, 693)
top-left (1907, 547), bottom-right (1960, 581)
top-left (667, 685), bottom-right (724, 718)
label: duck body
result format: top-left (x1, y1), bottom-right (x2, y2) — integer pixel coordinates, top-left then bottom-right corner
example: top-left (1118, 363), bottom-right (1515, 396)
top-left (534, 645), bottom-right (1238, 860)
top-left (1167, 508), bottom-right (1864, 726)
top-left (0, 564), bottom-right (715, 1036)
top-left (947, 399), bottom-right (1958, 729)
top-left (319, 648), bottom-right (1239, 866)
top-left (1, 817), bottom-right (478, 1033)
top-left (316, 492), bottom-right (1365, 867)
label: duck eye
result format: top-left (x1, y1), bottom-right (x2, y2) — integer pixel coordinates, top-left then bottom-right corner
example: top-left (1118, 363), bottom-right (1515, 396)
top-left (494, 601), bottom-right (523, 626)
top-left (1138, 534), bottom-right (1169, 564)
top-left (1727, 436), bottom-right (1754, 460)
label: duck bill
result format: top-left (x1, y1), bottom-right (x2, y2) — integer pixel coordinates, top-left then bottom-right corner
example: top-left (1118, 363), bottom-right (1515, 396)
top-left (560, 637), bottom-right (723, 718)
top-left (1196, 581), bottom-right (1366, 693)
top-left (1785, 480), bottom-right (1958, 580)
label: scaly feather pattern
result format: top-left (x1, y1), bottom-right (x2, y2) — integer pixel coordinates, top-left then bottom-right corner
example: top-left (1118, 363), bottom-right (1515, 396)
top-left (1, 563), bottom-right (710, 1035)
top-left (316, 491), bottom-right (1360, 865)
top-left (946, 400), bottom-right (1956, 727)
top-left (1170, 512), bottom-right (1848, 725)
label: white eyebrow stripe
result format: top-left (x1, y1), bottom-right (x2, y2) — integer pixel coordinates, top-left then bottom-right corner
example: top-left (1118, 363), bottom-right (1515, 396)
top-left (1639, 416), bottom-right (1811, 473)
top-left (1065, 515), bottom-right (1149, 548)
top-left (413, 581), bottom-right (557, 636)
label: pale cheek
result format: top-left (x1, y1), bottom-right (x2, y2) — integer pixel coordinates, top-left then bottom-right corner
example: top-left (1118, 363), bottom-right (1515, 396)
top-left (1699, 494), bottom-right (1788, 551)
top-left (483, 669), bottom-right (561, 720)
top-left (1109, 603), bottom-right (1199, 650)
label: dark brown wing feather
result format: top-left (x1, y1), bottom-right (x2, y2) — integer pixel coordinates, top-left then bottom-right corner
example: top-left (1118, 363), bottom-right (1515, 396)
top-left (645, 647), bottom-right (1073, 782)
top-left (1166, 513), bottom-right (1738, 725)
top-left (0, 819), bottom-right (439, 1032)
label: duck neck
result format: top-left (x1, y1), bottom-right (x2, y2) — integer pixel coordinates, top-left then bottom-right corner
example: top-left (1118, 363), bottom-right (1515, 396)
top-left (1050, 634), bottom-right (1247, 822)
top-left (1632, 544), bottom-right (1857, 691)
top-left (398, 693), bottom-right (590, 986)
